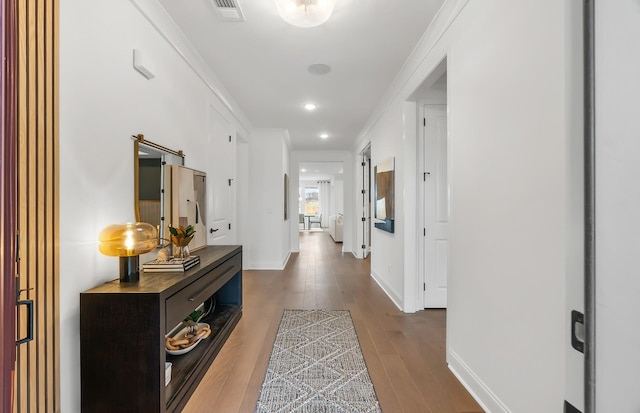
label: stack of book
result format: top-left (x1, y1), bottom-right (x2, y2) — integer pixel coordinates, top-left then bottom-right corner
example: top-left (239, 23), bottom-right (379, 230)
top-left (143, 256), bottom-right (200, 272)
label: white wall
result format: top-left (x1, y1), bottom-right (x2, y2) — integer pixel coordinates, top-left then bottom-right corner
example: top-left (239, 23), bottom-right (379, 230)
top-left (236, 139), bottom-right (250, 269)
top-left (447, 3), bottom-right (567, 411)
top-left (365, 102), bottom-right (407, 309)
top-left (595, 1), bottom-right (640, 411)
top-left (246, 129), bottom-right (291, 269)
top-left (59, 0), bottom-right (250, 410)
top-left (332, 177), bottom-right (344, 215)
top-left (355, 0), bottom-right (575, 411)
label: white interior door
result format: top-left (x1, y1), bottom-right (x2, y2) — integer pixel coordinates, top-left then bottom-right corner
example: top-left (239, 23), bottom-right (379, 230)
top-left (423, 104), bottom-right (449, 308)
top-left (207, 106), bottom-right (236, 244)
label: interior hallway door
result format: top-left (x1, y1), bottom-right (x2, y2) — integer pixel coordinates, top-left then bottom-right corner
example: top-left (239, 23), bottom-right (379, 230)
top-left (207, 106), bottom-right (236, 245)
top-left (423, 104), bottom-right (449, 308)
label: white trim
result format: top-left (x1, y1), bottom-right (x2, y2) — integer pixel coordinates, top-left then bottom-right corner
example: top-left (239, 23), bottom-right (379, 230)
top-left (402, 101), bottom-right (419, 313)
top-left (352, 0), bottom-right (469, 153)
top-left (448, 350), bottom-right (510, 413)
top-left (246, 251), bottom-right (291, 271)
top-left (370, 269), bottom-right (403, 311)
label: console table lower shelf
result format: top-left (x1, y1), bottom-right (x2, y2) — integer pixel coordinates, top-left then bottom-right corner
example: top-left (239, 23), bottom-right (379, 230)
top-left (166, 305), bottom-right (241, 411)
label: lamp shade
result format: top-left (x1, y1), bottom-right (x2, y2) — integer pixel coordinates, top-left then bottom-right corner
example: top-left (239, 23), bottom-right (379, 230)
top-left (274, 0), bottom-right (335, 28)
top-left (98, 222), bottom-right (157, 257)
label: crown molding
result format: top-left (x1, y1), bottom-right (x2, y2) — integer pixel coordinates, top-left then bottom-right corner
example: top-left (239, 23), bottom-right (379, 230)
top-left (129, 0), bottom-right (252, 139)
top-left (353, 0), bottom-right (469, 151)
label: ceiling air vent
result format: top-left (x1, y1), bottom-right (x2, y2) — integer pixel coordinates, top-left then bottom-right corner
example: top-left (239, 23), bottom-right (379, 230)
top-left (212, 0), bottom-right (246, 22)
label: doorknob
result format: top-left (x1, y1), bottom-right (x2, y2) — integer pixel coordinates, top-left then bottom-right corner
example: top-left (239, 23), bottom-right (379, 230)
top-left (210, 228), bottom-right (219, 234)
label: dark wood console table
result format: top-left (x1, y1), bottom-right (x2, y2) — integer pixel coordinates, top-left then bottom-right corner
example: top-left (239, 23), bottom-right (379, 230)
top-left (80, 245), bottom-right (242, 412)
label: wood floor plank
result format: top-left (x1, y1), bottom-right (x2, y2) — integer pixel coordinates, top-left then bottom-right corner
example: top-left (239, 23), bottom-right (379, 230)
top-left (182, 230), bottom-right (484, 412)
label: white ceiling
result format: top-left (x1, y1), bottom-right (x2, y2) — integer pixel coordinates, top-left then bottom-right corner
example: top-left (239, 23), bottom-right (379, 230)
top-left (299, 161), bottom-right (343, 181)
top-left (158, 0), bottom-right (445, 151)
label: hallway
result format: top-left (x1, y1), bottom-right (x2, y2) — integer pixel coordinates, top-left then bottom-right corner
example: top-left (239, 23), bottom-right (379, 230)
top-left (184, 231), bottom-right (483, 412)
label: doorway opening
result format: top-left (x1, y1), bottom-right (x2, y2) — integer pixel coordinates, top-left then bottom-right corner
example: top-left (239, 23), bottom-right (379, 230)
top-left (415, 58), bottom-right (449, 309)
top-left (298, 162), bottom-right (344, 239)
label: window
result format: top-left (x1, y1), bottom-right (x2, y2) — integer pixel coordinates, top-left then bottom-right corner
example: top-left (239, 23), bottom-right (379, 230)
top-left (304, 187), bottom-right (319, 215)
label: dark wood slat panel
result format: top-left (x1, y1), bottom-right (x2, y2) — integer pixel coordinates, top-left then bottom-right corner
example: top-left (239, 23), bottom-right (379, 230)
top-left (15, 0), bottom-right (29, 409)
top-left (14, 0), bottom-right (58, 411)
top-left (1, 0), bottom-right (19, 411)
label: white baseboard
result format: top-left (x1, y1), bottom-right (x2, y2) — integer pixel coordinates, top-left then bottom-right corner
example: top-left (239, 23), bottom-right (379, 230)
top-left (369, 269), bottom-right (403, 311)
top-left (246, 251), bottom-right (291, 270)
top-left (448, 350), bottom-right (511, 413)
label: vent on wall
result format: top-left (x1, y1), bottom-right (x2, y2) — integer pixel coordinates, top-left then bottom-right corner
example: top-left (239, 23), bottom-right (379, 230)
top-left (212, 0), bottom-right (246, 22)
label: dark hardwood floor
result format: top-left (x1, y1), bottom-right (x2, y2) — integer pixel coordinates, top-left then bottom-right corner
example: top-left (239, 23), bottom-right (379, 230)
top-left (183, 230), bottom-right (484, 413)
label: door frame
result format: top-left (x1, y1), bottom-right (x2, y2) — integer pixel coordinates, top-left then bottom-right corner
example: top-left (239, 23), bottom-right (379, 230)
top-left (415, 58), bottom-right (449, 310)
top-left (359, 143), bottom-right (371, 259)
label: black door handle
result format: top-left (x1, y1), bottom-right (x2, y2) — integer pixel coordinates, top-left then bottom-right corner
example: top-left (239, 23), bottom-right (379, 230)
top-left (571, 310), bottom-right (584, 353)
top-left (16, 299), bottom-right (34, 346)
top-left (210, 228), bottom-right (219, 234)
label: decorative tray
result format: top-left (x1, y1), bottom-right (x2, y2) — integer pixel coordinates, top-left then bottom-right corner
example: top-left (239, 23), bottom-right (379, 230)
top-left (165, 322), bottom-right (211, 356)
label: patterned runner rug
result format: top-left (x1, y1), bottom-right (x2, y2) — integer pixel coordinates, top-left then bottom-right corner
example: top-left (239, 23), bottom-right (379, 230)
top-left (255, 310), bottom-right (381, 413)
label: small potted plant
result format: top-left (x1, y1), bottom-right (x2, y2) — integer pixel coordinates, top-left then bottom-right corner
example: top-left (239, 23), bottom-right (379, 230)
top-left (168, 225), bottom-right (195, 258)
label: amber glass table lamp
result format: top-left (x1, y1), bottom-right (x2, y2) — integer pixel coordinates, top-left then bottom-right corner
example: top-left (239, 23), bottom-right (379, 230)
top-left (99, 222), bottom-right (157, 282)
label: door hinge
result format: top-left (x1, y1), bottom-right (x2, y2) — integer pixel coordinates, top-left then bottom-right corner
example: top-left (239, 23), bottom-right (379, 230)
top-left (423, 283), bottom-right (426, 291)
top-left (423, 118), bottom-right (426, 126)
top-left (424, 171), bottom-right (431, 181)
top-left (228, 179), bottom-right (232, 186)
top-left (228, 223), bottom-right (231, 230)
top-left (423, 228), bottom-right (426, 236)
top-left (228, 135), bottom-right (232, 143)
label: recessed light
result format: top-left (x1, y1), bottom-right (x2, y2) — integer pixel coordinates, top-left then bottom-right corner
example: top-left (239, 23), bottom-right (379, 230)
top-left (303, 103), bottom-right (317, 111)
top-left (320, 133), bottom-right (329, 139)
top-left (300, 169), bottom-right (307, 172)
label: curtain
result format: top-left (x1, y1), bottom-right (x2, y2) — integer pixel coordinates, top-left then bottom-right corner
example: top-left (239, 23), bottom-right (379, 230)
top-left (317, 181), bottom-right (331, 227)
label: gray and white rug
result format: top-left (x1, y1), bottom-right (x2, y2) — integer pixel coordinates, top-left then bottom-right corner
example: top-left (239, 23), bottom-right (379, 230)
top-left (255, 309), bottom-right (382, 413)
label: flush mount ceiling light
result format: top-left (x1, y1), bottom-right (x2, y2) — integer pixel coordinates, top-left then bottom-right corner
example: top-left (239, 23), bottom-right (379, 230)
top-left (319, 133), bottom-right (329, 139)
top-left (303, 103), bottom-right (317, 111)
top-left (274, 0), bottom-right (336, 28)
